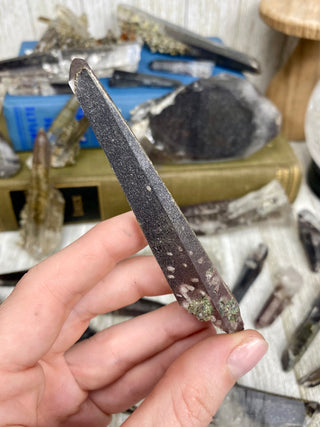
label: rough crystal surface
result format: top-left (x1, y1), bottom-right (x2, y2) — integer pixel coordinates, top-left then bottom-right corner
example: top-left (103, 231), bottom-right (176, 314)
top-left (130, 74), bottom-right (281, 162)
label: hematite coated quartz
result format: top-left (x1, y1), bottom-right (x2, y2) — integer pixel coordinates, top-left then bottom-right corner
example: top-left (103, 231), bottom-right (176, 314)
top-left (130, 75), bottom-right (281, 162)
top-left (69, 58), bottom-right (243, 333)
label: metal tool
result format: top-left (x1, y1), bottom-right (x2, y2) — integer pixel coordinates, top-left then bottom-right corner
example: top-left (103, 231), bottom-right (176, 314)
top-left (69, 58), bottom-right (243, 333)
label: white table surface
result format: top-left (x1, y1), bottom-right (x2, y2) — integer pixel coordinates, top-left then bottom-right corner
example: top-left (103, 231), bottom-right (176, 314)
top-left (0, 142), bottom-right (320, 425)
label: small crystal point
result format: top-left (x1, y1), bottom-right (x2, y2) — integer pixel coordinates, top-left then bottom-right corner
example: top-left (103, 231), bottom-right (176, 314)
top-left (299, 367), bottom-right (320, 388)
top-left (232, 243), bottom-right (268, 303)
top-left (281, 294), bottom-right (320, 371)
top-left (255, 267), bottom-right (302, 328)
top-left (298, 209), bottom-right (320, 273)
top-left (19, 129), bottom-right (65, 259)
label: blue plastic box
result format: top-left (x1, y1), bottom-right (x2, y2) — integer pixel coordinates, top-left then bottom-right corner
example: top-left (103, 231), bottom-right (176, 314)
top-left (3, 41), bottom-right (242, 151)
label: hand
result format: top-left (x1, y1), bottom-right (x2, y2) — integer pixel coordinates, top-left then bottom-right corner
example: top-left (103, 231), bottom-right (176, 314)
top-left (0, 212), bottom-right (267, 427)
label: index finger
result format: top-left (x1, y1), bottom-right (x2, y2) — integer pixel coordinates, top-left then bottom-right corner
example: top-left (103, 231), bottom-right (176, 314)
top-left (0, 211), bottom-right (147, 368)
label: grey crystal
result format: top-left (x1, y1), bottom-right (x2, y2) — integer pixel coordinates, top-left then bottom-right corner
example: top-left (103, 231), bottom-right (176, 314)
top-left (130, 74), bottom-right (281, 162)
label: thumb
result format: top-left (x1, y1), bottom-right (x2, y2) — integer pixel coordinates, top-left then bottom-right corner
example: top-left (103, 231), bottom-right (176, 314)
top-left (123, 329), bottom-right (268, 427)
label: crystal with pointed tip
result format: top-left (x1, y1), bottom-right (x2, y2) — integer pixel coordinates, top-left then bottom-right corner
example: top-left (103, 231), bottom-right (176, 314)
top-left (181, 180), bottom-right (291, 235)
top-left (232, 243), bottom-right (268, 303)
top-left (281, 294), bottom-right (320, 371)
top-left (19, 129), bottom-right (65, 259)
top-left (68, 58), bottom-right (243, 333)
top-left (299, 367), bottom-right (320, 388)
top-left (298, 209), bottom-right (320, 273)
top-left (255, 267), bottom-right (302, 328)
top-left (130, 74), bottom-right (281, 162)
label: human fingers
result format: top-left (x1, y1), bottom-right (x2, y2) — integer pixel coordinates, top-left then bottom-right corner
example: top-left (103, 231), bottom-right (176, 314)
top-left (89, 327), bottom-right (215, 414)
top-left (53, 256), bottom-right (170, 351)
top-left (0, 212), bottom-right (147, 369)
top-left (123, 330), bottom-right (268, 427)
top-left (65, 302), bottom-right (215, 390)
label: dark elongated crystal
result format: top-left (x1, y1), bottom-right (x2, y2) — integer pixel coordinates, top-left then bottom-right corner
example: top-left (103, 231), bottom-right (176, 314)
top-left (112, 298), bottom-right (164, 317)
top-left (281, 294), bottom-right (320, 371)
top-left (232, 243), bottom-right (268, 303)
top-left (255, 267), bottom-right (302, 328)
top-left (109, 70), bottom-right (181, 88)
top-left (117, 4), bottom-right (260, 73)
top-left (299, 366), bottom-right (320, 388)
top-left (69, 58), bottom-right (243, 333)
top-left (298, 210), bottom-right (320, 273)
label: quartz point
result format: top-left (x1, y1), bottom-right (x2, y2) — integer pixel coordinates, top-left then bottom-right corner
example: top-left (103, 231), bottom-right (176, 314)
top-left (19, 129), bottom-right (65, 259)
top-left (69, 58), bottom-right (243, 333)
top-left (297, 209), bottom-right (320, 273)
top-left (299, 366), bottom-right (320, 388)
top-left (129, 74), bottom-right (281, 162)
top-left (181, 180), bottom-right (291, 235)
top-left (149, 59), bottom-right (215, 78)
top-left (281, 293), bottom-right (320, 371)
top-left (255, 267), bottom-right (302, 328)
top-left (0, 133), bottom-right (21, 178)
top-left (232, 243), bottom-right (268, 303)
top-left (48, 95), bottom-right (89, 167)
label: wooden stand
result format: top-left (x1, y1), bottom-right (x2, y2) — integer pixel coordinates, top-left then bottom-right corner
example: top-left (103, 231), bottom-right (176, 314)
top-left (260, 0), bottom-right (320, 141)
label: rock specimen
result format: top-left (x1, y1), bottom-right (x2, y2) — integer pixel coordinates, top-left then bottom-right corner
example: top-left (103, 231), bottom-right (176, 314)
top-left (181, 180), bottom-right (291, 235)
top-left (69, 58), bottom-right (243, 333)
top-left (212, 383), bottom-right (320, 426)
top-left (298, 209), bottom-right (320, 272)
top-left (299, 366), bottom-right (320, 388)
top-left (0, 134), bottom-right (20, 178)
top-left (255, 267), bottom-right (301, 328)
top-left (232, 243), bottom-right (268, 303)
top-left (20, 129), bottom-right (65, 259)
top-left (281, 293), bottom-right (320, 371)
top-left (130, 74), bottom-right (281, 162)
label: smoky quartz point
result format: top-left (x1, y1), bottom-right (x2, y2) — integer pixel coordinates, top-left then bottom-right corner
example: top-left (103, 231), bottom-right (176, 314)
top-left (298, 209), bottom-right (320, 273)
top-left (130, 74), bottom-right (281, 162)
top-left (19, 129), bottom-right (65, 259)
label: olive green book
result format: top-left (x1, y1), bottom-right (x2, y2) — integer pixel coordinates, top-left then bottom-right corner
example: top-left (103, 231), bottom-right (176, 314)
top-left (0, 134), bottom-right (302, 231)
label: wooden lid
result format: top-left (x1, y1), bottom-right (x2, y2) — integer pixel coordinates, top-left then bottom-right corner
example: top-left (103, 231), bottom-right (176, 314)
top-left (259, 0), bottom-right (320, 39)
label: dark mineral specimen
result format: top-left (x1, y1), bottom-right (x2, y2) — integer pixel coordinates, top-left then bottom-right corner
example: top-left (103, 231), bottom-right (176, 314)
top-left (255, 267), bottom-right (301, 328)
top-left (212, 383), bottom-right (320, 426)
top-left (69, 58), bottom-right (243, 333)
top-left (299, 366), bottom-right (320, 388)
top-left (281, 294), bottom-right (320, 371)
top-left (130, 74), bottom-right (281, 162)
top-left (298, 210), bottom-right (320, 273)
top-left (232, 243), bottom-right (268, 303)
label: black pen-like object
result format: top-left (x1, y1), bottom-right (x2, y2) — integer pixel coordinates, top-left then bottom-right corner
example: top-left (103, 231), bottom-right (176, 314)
top-left (69, 59), bottom-right (243, 333)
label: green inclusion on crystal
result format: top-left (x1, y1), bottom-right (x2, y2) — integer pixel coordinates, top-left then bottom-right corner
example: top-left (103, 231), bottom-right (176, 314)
top-left (187, 295), bottom-right (214, 321)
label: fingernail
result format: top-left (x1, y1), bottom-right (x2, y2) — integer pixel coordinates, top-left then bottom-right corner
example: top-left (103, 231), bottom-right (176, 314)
top-left (227, 337), bottom-right (268, 379)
